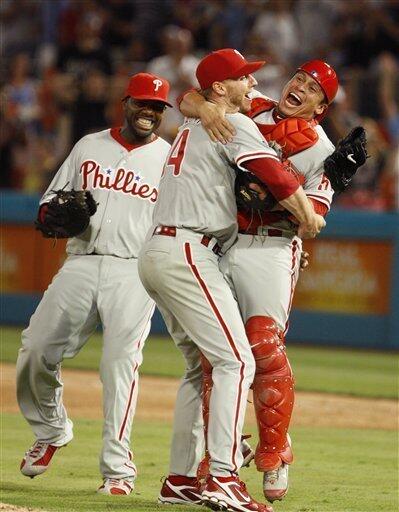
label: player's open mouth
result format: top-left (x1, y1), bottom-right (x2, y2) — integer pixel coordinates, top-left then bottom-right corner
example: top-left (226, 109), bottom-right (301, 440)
top-left (135, 117), bottom-right (155, 130)
top-left (286, 92), bottom-right (302, 106)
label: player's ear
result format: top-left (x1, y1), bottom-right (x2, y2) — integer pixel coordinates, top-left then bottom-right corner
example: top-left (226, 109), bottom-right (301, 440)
top-left (315, 103), bottom-right (327, 116)
top-left (212, 81), bottom-right (226, 97)
top-left (122, 96), bottom-right (129, 112)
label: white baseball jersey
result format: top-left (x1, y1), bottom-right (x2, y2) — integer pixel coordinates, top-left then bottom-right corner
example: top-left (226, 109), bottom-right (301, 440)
top-left (153, 113), bottom-right (278, 251)
top-left (17, 127), bottom-right (170, 483)
top-left (41, 128), bottom-right (171, 258)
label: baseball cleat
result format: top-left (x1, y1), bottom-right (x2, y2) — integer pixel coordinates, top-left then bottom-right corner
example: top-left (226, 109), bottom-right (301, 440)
top-left (202, 474), bottom-right (273, 512)
top-left (97, 477), bottom-right (134, 495)
top-left (263, 463), bottom-right (289, 502)
top-left (158, 475), bottom-right (203, 505)
top-left (20, 441), bottom-right (63, 478)
top-left (198, 435), bottom-right (255, 481)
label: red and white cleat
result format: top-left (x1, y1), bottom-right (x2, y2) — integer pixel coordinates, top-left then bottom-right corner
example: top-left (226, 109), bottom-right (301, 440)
top-left (158, 475), bottom-right (203, 505)
top-left (263, 433), bottom-right (291, 502)
top-left (97, 478), bottom-right (134, 495)
top-left (20, 441), bottom-right (62, 478)
top-left (198, 435), bottom-right (255, 481)
top-left (263, 463), bottom-right (289, 503)
top-left (202, 474), bottom-right (273, 512)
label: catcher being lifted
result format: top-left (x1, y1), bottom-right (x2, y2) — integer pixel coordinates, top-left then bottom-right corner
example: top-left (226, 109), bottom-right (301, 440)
top-left (35, 187), bottom-right (97, 238)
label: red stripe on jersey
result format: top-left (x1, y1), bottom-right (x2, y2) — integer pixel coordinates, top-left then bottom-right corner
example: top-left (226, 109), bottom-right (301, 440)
top-left (236, 151), bottom-right (279, 167)
top-left (307, 194), bottom-right (331, 209)
top-left (184, 242), bottom-right (244, 472)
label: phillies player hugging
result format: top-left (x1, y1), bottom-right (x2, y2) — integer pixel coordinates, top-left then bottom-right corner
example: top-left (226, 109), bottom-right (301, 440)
top-left (140, 48), bottom-right (325, 512)
top-left (16, 73), bottom-right (172, 496)
top-left (179, 56), bottom-right (368, 503)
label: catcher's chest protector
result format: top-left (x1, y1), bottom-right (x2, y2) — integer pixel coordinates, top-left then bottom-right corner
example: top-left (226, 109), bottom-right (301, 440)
top-left (247, 97), bottom-right (278, 119)
top-left (248, 98), bottom-right (319, 159)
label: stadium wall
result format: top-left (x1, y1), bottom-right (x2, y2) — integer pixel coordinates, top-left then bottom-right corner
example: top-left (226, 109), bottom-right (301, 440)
top-left (1, 191), bottom-right (398, 349)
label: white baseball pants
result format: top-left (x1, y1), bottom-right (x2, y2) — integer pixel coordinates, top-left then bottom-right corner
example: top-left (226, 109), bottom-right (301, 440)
top-left (16, 254), bottom-right (154, 480)
top-left (138, 228), bottom-right (255, 477)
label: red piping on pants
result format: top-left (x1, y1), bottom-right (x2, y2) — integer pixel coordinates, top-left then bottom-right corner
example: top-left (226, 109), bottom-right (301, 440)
top-left (184, 242), bottom-right (245, 472)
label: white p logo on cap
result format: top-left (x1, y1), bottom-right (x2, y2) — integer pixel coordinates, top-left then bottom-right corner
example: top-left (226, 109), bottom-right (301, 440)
top-left (153, 79), bottom-right (162, 92)
top-left (233, 49), bottom-right (245, 60)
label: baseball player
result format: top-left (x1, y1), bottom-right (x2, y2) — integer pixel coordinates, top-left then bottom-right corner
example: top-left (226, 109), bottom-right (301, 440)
top-left (16, 73), bottom-right (172, 495)
top-left (138, 49), bottom-right (326, 512)
top-left (179, 60), bottom-right (368, 503)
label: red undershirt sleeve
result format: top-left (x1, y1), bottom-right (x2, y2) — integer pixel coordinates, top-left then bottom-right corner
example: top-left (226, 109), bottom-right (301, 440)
top-left (243, 157), bottom-right (300, 201)
top-left (309, 197), bottom-right (328, 217)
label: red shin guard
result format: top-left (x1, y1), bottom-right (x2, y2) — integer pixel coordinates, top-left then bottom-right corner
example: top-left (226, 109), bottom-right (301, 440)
top-left (246, 316), bottom-right (294, 471)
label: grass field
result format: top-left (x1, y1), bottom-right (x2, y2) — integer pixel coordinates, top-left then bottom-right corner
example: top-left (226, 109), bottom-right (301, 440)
top-left (1, 415), bottom-right (397, 512)
top-left (1, 413), bottom-right (397, 512)
top-left (1, 325), bottom-right (398, 511)
top-left (1, 326), bottom-right (397, 398)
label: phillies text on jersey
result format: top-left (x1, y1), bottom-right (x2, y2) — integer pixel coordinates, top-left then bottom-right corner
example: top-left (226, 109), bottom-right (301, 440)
top-left (41, 128), bottom-right (170, 258)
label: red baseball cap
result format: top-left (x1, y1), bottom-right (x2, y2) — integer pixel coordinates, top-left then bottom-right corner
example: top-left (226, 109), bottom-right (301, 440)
top-left (297, 60), bottom-right (338, 104)
top-left (196, 49), bottom-right (265, 89)
top-left (125, 73), bottom-right (173, 107)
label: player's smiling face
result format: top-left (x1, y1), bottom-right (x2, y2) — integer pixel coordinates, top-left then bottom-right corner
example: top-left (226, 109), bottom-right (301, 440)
top-left (224, 75), bottom-right (254, 113)
top-left (123, 98), bottom-right (166, 141)
top-left (279, 71), bottom-right (327, 120)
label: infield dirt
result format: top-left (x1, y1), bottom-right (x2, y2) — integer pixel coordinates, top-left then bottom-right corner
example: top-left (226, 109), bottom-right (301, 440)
top-left (1, 363), bottom-right (396, 430)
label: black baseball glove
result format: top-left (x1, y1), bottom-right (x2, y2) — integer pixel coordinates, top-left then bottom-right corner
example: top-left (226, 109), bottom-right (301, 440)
top-left (235, 168), bottom-right (277, 213)
top-left (324, 126), bottom-right (369, 193)
top-left (35, 189), bottom-right (97, 238)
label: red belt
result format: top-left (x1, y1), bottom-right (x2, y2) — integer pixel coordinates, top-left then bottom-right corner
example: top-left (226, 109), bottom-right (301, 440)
top-left (153, 226), bottom-right (222, 256)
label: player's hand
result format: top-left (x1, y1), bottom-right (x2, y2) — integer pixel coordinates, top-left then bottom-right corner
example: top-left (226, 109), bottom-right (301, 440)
top-left (198, 102), bottom-right (236, 144)
top-left (297, 213), bottom-right (326, 239)
top-left (299, 251), bottom-right (310, 271)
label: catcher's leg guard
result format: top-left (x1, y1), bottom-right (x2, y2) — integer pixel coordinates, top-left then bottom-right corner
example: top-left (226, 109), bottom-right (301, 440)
top-left (197, 354), bottom-right (213, 481)
top-left (246, 316), bottom-right (294, 471)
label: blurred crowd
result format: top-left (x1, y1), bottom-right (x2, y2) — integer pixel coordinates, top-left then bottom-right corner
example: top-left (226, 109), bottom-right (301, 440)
top-left (1, 0), bottom-right (398, 211)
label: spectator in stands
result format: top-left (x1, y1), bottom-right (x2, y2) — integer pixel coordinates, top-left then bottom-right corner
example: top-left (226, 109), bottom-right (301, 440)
top-left (252, 0), bottom-right (299, 66)
top-left (1, 0), bottom-right (397, 211)
top-left (147, 25), bottom-right (199, 141)
top-left (56, 7), bottom-right (112, 77)
top-left (243, 34), bottom-right (288, 102)
top-left (4, 53), bottom-right (40, 133)
top-left (0, 0), bottom-right (41, 56)
top-left (71, 68), bottom-right (109, 144)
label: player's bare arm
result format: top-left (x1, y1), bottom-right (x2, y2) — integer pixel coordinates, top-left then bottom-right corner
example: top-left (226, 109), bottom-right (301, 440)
top-left (180, 89), bottom-right (236, 143)
top-left (280, 193), bottom-right (326, 239)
